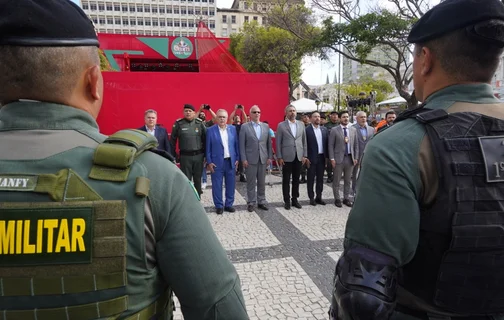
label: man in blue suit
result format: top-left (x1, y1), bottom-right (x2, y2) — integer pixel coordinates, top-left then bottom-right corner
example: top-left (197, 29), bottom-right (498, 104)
top-left (206, 109), bottom-right (240, 214)
top-left (305, 112), bottom-right (329, 206)
top-left (138, 109), bottom-right (173, 157)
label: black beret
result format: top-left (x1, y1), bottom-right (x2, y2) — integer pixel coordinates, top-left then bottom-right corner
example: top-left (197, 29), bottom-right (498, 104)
top-left (184, 104), bottom-right (195, 111)
top-left (0, 0), bottom-right (99, 47)
top-left (408, 0), bottom-right (504, 44)
top-left (330, 111), bottom-right (338, 115)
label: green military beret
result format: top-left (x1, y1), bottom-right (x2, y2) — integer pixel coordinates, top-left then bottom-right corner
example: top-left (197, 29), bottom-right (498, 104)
top-left (0, 0), bottom-right (99, 47)
top-left (408, 0), bottom-right (504, 45)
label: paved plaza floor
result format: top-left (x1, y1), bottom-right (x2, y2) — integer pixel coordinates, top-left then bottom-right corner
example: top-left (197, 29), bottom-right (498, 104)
top-left (174, 173), bottom-right (351, 320)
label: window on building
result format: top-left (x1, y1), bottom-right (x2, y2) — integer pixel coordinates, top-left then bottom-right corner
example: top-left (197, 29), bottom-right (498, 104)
top-left (114, 5), bottom-right (120, 11)
top-left (106, 4), bottom-right (112, 11)
top-left (253, 3), bottom-right (257, 10)
top-left (138, 19), bottom-right (144, 26)
top-left (92, 17), bottom-right (98, 24)
top-left (231, 15), bottom-right (236, 23)
top-left (137, 5), bottom-right (143, 12)
top-left (222, 15), bottom-right (227, 23)
top-left (200, 0), bottom-right (206, 3)
top-left (253, 16), bottom-right (258, 21)
top-left (98, 4), bottom-right (104, 11)
top-left (145, 19), bottom-right (151, 26)
top-left (160, 7), bottom-right (166, 13)
top-left (222, 29), bottom-right (228, 37)
top-left (153, 31), bottom-right (159, 36)
top-left (152, 6), bottom-right (158, 13)
top-left (188, 9), bottom-right (194, 14)
top-left (262, 16), bottom-right (267, 24)
top-left (106, 17), bottom-right (113, 24)
top-left (174, 21), bottom-right (180, 27)
top-left (123, 20), bottom-right (129, 25)
top-left (208, 0), bottom-right (214, 3)
top-left (129, 5), bottom-right (136, 12)
top-left (130, 19), bottom-right (136, 26)
top-left (244, 2), bottom-right (248, 9)
top-left (99, 18), bottom-right (105, 24)
top-left (195, 8), bottom-right (201, 14)
top-left (167, 20), bottom-right (173, 26)
top-left (181, 21), bottom-right (187, 27)
top-left (82, 3), bottom-right (89, 10)
top-left (90, 3), bottom-right (96, 10)
top-left (181, 32), bottom-right (187, 36)
top-left (153, 20), bottom-right (159, 26)
top-left (209, 9), bottom-right (215, 15)
top-left (144, 5), bottom-right (151, 12)
top-left (122, 5), bottom-right (128, 12)
top-left (209, 22), bottom-right (215, 28)
top-left (244, 16), bottom-right (249, 22)
top-left (231, 28), bottom-right (237, 33)
top-left (202, 10), bottom-right (208, 15)
top-left (174, 7), bottom-right (180, 14)
top-left (160, 20), bottom-right (166, 26)
top-left (167, 7), bottom-right (172, 13)
top-left (115, 18), bottom-right (121, 24)
top-left (181, 8), bottom-right (187, 14)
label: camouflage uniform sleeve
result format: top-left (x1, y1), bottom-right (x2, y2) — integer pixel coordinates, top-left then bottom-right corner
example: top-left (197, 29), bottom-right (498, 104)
top-left (142, 155), bottom-right (248, 319)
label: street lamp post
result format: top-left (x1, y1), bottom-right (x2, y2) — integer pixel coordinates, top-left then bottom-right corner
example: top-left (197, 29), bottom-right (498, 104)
top-left (315, 99), bottom-right (321, 112)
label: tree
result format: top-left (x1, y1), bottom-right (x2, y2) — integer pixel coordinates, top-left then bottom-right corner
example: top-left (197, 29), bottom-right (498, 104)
top-left (229, 20), bottom-right (317, 98)
top-left (268, 0), bottom-right (433, 108)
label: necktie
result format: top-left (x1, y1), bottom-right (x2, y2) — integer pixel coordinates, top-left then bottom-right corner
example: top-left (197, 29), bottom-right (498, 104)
top-left (343, 127), bottom-right (349, 155)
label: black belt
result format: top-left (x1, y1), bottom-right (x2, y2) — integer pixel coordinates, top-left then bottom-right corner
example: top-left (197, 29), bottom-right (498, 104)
top-left (224, 157), bottom-right (231, 160)
top-left (344, 154), bottom-right (352, 156)
top-left (180, 149), bottom-right (204, 156)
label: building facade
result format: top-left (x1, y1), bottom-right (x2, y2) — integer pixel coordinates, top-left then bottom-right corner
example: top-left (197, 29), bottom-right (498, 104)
top-left (81, 0), bottom-right (217, 37)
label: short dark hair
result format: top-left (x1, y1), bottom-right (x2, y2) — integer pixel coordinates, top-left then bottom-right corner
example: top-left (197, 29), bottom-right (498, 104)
top-left (416, 20), bottom-right (504, 82)
top-left (385, 110), bottom-right (396, 117)
top-left (339, 110), bottom-right (349, 118)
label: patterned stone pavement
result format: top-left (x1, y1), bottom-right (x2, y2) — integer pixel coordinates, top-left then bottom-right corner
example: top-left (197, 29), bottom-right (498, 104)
top-left (174, 172), bottom-right (349, 319)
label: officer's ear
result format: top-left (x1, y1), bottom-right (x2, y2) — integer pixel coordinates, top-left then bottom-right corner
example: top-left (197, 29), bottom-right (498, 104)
top-left (85, 65), bottom-right (102, 101)
top-left (420, 46), bottom-right (434, 76)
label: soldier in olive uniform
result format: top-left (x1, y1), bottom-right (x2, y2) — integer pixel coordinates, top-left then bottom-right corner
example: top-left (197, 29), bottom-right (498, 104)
top-left (330, 1), bottom-right (504, 319)
top-left (0, 2), bottom-right (248, 319)
top-left (171, 104), bottom-right (207, 195)
top-left (324, 111), bottom-right (340, 183)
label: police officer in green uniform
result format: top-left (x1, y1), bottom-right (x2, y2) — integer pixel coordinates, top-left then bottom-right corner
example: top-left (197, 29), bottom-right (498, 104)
top-left (324, 111), bottom-right (340, 183)
top-left (171, 104), bottom-right (207, 195)
top-left (330, 1), bottom-right (504, 319)
top-left (0, 1), bottom-right (248, 319)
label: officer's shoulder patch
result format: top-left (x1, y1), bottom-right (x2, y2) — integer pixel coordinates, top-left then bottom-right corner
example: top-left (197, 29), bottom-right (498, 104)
top-left (176, 118), bottom-right (184, 123)
top-left (195, 118), bottom-right (202, 123)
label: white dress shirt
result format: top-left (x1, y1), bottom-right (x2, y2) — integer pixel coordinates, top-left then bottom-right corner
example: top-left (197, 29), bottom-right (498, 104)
top-left (312, 124), bottom-right (324, 154)
top-left (219, 125), bottom-right (230, 158)
top-left (145, 125), bottom-right (155, 136)
top-left (288, 120), bottom-right (297, 137)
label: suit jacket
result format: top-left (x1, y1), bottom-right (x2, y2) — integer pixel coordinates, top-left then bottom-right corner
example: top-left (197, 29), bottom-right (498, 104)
top-left (352, 123), bottom-right (375, 154)
top-left (239, 122), bottom-right (272, 165)
top-left (276, 120), bottom-right (307, 162)
top-left (138, 125), bottom-right (172, 156)
top-left (206, 124), bottom-right (240, 170)
top-left (305, 124), bottom-right (328, 164)
top-left (328, 125), bottom-right (359, 164)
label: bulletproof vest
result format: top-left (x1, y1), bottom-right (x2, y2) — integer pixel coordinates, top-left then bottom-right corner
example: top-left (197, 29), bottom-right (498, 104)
top-left (177, 119), bottom-right (204, 152)
top-left (399, 108), bottom-right (504, 315)
top-left (0, 129), bottom-right (173, 320)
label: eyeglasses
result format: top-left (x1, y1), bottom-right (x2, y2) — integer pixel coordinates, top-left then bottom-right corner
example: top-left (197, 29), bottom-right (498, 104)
top-left (251, 111), bottom-right (261, 114)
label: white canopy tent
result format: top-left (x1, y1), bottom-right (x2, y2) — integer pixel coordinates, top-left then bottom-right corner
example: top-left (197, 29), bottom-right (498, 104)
top-left (291, 98), bottom-right (336, 112)
top-left (376, 96), bottom-right (406, 106)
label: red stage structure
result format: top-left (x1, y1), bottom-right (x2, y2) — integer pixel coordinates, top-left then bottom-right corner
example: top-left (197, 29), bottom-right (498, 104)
top-left (97, 23), bottom-right (288, 135)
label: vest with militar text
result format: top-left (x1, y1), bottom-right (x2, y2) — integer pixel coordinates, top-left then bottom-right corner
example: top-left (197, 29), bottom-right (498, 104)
top-left (0, 129), bottom-right (173, 320)
top-left (398, 107), bottom-right (504, 316)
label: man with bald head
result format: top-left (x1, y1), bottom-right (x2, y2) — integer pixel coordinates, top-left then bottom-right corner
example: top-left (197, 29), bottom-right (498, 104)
top-left (0, 1), bottom-right (247, 319)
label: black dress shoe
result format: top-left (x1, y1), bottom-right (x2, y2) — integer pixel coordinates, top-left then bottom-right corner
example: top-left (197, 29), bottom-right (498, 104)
top-left (258, 204), bottom-right (269, 211)
top-left (343, 199), bottom-right (353, 207)
top-left (240, 175), bottom-right (247, 182)
top-left (315, 198), bottom-right (326, 205)
top-left (309, 199), bottom-right (316, 206)
top-left (247, 204), bottom-right (254, 212)
top-left (224, 206), bottom-right (236, 212)
top-left (216, 208), bottom-right (224, 214)
top-left (327, 177), bottom-right (333, 183)
top-left (292, 199), bottom-right (302, 209)
top-left (284, 202), bottom-right (291, 210)
top-left (334, 200), bottom-right (342, 208)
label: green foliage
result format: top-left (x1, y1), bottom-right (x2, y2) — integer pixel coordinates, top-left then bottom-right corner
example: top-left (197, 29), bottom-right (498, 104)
top-left (99, 49), bottom-right (113, 71)
top-left (229, 22), bottom-right (314, 94)
top-left (342, 78), bottom-right (394, 108)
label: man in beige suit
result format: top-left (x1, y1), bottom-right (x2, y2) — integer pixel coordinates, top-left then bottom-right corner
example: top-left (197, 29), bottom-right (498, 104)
top-left (276, 105), bottom-right (307, 210)
top-left (328, 110), bottom-right (359, 207)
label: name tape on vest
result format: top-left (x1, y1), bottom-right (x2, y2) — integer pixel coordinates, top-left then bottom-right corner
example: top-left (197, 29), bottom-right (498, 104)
top-left (0, 207), bottom-right (93, 266)
top-left (479, 136), bottom-right (504, 183)
top-left (0, 175), bottom-right (37, 191)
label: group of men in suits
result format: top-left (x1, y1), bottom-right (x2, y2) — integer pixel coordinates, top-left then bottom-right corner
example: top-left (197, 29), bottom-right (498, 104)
top-left (277, 106), bottom-right (375, 209)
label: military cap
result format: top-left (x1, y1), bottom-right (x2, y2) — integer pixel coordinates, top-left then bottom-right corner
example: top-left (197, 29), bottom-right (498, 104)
top-left (0, 0), bottom-right (99, 47)
top-left (330, 111), bottom-right (338, 115)
top-left (408, 0), bottom-right (504, 44)
top-left (184, 104), bottom-right (195, 111)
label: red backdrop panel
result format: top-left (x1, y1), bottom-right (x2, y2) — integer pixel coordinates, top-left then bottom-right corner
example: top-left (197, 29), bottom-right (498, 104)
top-left (97, 72), bottom-right (289, 135)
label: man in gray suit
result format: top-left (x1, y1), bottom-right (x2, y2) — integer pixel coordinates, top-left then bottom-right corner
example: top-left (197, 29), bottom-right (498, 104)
top-left (328, 110), bottom-right (359, 208)
top-left (240, 105), bottom-right (273, 212)
top-left (276, 105), bottom-right (308, 210)
top-left (352, 111), bottom-right (375, 195)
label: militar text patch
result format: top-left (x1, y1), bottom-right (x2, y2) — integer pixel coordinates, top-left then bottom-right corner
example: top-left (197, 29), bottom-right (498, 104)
top-left (0, 175), bottom-right (38, 191)
top-left (0, 206), bottom-right (93, 266)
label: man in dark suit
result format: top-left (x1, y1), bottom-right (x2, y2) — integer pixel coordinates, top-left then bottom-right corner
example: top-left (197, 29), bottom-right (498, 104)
top-left (138, 109), bottom-right (172, 156)
top-left (305, 112), bottom-right (328, 206)
top-left (206, 109), bottom-right (240, 214)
